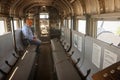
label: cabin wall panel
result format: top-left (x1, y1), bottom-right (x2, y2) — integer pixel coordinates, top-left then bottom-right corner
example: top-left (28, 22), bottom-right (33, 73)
top-left (90, 0), bottom-right (100, 14)
top-left (72, 0), bottom-right (83, 16)
top-left (72, 30), bottom-right (85, 68)
top-left (84, 0), bottom-right (100, 14)
top-left (104, 0), bottom-right (115, 12)
top-left (115, 0), bottom-right (120, 11)
top-left (79, 35), bottom-right (120, 80)
top-left (85, 0), bottom-right (91, 14)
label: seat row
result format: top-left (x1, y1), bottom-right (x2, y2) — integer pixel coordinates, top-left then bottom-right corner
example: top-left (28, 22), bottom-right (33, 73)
top-left (51, 39), bottom-right (81, 80)
top-left (60, 30), bottom-right (120, 80)
top-left (0, 30), bottom-right (37, 80)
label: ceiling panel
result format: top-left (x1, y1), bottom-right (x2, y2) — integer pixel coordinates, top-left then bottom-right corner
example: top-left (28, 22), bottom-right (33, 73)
top-left (1, 0), bottom-right (120, 17)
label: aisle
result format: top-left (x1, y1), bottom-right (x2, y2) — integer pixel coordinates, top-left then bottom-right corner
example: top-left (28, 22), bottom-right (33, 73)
top-left (34, 42), bottom-right (56, 80)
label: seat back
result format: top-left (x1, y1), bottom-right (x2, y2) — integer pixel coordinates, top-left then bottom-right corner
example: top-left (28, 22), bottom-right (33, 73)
top-left (0, 33), bottom-right (18, 79)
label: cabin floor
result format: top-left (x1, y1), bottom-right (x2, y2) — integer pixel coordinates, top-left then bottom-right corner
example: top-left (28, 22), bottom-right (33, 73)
top-left (31, 35), bottom-right (57, 80)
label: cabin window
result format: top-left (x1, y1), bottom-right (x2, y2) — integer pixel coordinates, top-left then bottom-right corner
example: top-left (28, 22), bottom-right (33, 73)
top-left (0, 20), bottom-right (6, 35)
top-left (78, 20), bottom-right (86, 34)
top-left (11, 20), bottom-right (19, 30)
top-left (61, 27), bottom-right (64, 37)
top-left (68, 19), bottom-right (71, 29)
top-left (40, 13), bottom-right (49, 36)
top-left (22, 20), bottom-right (24, 27)
top-left (63, 19), bottom-right (66, 27)
top-left (97, 21), bottom-right (120, 46)
top-left (14, 20), bottom-right (19, 30)
top-left (63, 19), bottom-right (67, 28)
top-left (40, 13), bottom-right (49, 19)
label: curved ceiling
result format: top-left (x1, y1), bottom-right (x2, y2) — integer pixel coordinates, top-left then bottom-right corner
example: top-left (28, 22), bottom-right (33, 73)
top-left (1, 0), bottom-right (120, 17)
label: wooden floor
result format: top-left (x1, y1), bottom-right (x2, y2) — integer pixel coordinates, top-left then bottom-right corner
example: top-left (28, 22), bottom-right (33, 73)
top-left (32, 36), bottom-right (57, 80)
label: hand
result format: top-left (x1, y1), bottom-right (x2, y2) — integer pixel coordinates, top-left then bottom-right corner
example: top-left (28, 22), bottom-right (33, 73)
top-left (33, 37), bottom-right (36, 39)
top-left (33, 37), bottom-right (37, 41)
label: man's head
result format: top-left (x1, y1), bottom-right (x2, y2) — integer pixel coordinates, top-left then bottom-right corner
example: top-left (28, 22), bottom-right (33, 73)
top-left (26, 19), bottom-right (33, 27)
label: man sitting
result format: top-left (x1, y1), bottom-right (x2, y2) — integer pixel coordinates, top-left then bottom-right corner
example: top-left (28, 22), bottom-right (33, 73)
top-left (22, 18), bottom-right (41, 53)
